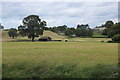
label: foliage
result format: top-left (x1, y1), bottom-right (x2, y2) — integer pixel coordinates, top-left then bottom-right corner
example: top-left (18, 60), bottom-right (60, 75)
top-left (57, 25), bottom-right (67, 32)
top-left (75, 24), bottom-right (93, 37)
top-left (104, 21), bottom-right (114, 28)
top-left (98, 21), bottom-right (114, 28)
top-left (3, 62), bottom-right (117, 78)
top-left (49, 25), bottom-right (67, 34)
top-left (102, 29), bottom-right (108, 35)
top-left (18, 15), bottom-right (46, 42)
top-left (107, 23), bottom-right (120, 38)
top-left (50, 27), bottom-right (60, 33)
top-left (0, 24), bottom-right (4, 29)
top-left (65, 29), bottom-right (74, 37)
top-left (49, 24), bottom-right (93, 37)
top-left (8, 28), bottom-right (18, 39)
top-left (96, 21), bottom-right (114, 36)
top-left (112, 34), bottom-right (120, 41)
top-left (77, 24), bottom-right (89, 29)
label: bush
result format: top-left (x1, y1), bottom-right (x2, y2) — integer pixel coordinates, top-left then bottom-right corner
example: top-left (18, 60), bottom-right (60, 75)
top-left (112, 34), bottom-right (120, 41)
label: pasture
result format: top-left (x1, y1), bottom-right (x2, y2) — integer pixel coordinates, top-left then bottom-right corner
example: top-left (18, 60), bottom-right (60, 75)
top-left (2, 39), bottom-right (118, 78)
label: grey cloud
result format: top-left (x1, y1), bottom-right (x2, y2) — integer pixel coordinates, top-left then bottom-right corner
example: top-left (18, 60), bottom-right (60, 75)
top-left (1, 2), bottom-right (118, 29)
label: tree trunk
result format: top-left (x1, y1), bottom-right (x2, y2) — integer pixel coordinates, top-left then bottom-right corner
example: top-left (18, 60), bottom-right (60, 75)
top-left (32, 36), bottom-right (34, 42)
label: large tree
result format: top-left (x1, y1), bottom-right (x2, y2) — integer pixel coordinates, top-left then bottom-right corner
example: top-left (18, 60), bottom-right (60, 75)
top-left (18, 15), bottom-right (46, 42)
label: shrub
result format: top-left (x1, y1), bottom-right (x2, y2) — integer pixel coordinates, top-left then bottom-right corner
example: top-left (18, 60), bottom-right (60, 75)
top-left (112, 34), bottom-right (120, 41)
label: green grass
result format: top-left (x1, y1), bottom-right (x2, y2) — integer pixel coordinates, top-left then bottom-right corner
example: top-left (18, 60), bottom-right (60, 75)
top-left (2, 39), bottom-right (118, 78)
top-left (92, 34), bottom-right (107, 38)
top-left (68, 37), bottom-right (111, 42)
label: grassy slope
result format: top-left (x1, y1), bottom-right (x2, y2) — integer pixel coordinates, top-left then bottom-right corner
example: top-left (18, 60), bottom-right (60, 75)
top-left (1, 30), bottom-right (13, 41)
top-left (42, 30), bottom-right (65, 40)
top-left (2, 30), bottom-right (65, 41)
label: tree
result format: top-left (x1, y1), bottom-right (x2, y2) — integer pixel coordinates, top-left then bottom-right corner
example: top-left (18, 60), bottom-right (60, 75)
top-left (0, 23), bottom-right (4, 29)
top-left (77, 24), bottom-right (89, 29)
top-left (65, 29), bottom-right (74, 37)
top-left (102, 29), bottom-right (108, 35)
top-left (8, 28), bottom-right (18, 39)
top-left (18, 15), bottom-right (46, 42)
top-left (75, 24), bottom-right (93, 37)
top-left (101, 21), bottom-right (114, 36)
top-left (107, 23), bottom-right (120, 38)
top-left (50, 27), bottom-right (60, 33)
top-left (104, 21), bottom-right (114, 28)
top-left (57, 25), bottom-right (67, 32)
top-left (112, 34), bottom-right (120, 41)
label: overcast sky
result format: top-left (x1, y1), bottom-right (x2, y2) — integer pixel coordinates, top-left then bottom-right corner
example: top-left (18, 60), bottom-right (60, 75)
top-left (1, 2), bottom-right (118, 29)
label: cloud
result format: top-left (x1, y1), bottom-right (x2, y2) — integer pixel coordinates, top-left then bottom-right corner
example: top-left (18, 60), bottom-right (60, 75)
top-left (1, 0), bottom-right (119, 2)
top-left (1, 2), bottom-right (118, 29)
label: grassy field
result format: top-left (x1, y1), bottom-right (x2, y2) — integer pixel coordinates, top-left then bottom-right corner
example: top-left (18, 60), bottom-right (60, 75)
top-left (2, 40), bottom-right (118, 78)
top-left (1, 30), bottom-right (118, 78)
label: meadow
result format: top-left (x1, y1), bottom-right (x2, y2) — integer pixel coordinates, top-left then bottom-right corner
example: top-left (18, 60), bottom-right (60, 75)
top-left (2, 30), bottom-right (118, 78)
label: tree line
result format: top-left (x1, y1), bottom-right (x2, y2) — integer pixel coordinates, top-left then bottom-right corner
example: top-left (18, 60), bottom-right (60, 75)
top-left (7, 15), bottom-right (120, 42)
top-left (95, 21), bottom-right (120, 41)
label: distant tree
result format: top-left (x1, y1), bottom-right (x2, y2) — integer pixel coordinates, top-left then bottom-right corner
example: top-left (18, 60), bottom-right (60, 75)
top-left (107, 23), bottom-right (120, 38)
top-left (8, 28), bottom-right (17, 39)
top-left (69, 27), bottom-right (76, 33)
top-left (101, 21), bottom-right (114, 35)
top-left (77, 24), bottom-right (89, 29)
top-left (50, 27), bottom-right (60, 33)
top-left (76, 24), bottom-right (93, 37)
top-left (57, 25), bottom-right (67, 32)
top-left (104, 21), bottom-right (114, 28)
top-left (65, 29), bottom-right (74, 37)
top-left (112, 34), bottom-right (120, 41)
top-left (42, 27), bottom-right (49, 30)
top-left (75, 29), bottom-right (85, 37)
top-left (0, 26), bottom-right (4, 29)
top-left (18, 15), bottom-right (46, 42)
top-left (0, 23), bottom-right (4, 29)
top-left (102, 29), bottom-right (108, 35)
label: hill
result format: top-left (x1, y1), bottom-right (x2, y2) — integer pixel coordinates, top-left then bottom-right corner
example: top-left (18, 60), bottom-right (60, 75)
top-left (42, 30), bottom-right (65, 40)
top-left (1, 30), bottom-right (66, 41)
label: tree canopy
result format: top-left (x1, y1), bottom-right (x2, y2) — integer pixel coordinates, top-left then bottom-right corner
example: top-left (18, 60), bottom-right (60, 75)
top-left (107, 23), bottom-right (120, 38)
top-left (8, 28), bottom-right (18, 39)
top-left (75, 24), bottom-right (93, 37)
top-left (18, 15), bottom-right (46, 42)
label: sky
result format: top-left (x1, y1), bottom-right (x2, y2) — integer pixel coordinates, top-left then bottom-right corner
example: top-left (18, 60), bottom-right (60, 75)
top-left (1, 2), bottom-right (118, 29)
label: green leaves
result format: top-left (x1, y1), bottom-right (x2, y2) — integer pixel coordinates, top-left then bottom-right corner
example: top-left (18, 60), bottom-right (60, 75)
top-left (18, 15), bottom-right (46, 42)
top-left (8, 28), bottom-right (18, 39)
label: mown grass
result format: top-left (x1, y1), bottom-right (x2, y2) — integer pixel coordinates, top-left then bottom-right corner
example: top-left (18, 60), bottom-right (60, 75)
top-left (2, 40), bottom-right (118, 78)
